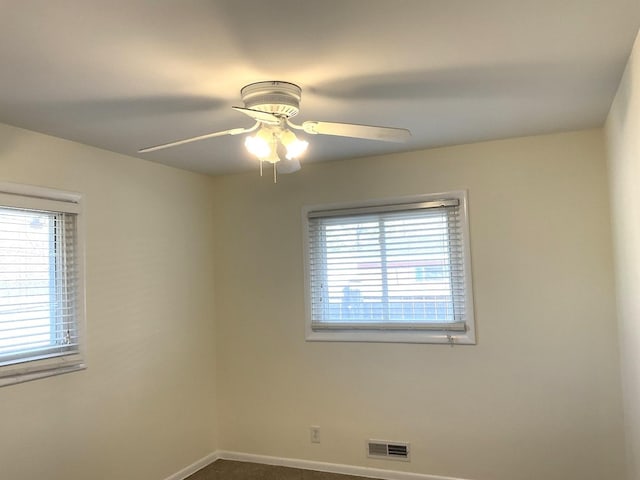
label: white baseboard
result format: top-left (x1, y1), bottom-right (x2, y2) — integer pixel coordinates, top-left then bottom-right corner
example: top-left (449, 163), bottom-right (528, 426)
top-left (214, 450), bottom-right (473, 480)
top-left (163, 452), bottom-right (220, 480)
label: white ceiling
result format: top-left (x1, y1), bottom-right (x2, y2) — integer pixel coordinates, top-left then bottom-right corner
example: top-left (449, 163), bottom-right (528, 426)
top-left (1, 0), bottom-right (639, 175)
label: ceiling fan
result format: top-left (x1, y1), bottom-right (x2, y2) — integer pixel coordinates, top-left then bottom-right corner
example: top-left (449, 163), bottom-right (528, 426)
top-left (139, 81), bottom-right (411, 181)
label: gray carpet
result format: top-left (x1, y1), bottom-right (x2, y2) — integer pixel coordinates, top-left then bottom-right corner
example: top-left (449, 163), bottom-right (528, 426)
top-left (186, 460), bottom-right (379, 480)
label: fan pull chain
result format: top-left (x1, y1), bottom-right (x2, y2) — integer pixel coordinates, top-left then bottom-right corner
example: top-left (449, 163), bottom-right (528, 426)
top-left (257, 159), bottom-right (278, 183)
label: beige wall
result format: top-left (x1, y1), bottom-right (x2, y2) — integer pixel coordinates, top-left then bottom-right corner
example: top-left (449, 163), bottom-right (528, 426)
top-left (0, 123), bottom-right (218, 480)
top-left (606, 29), bottom-right (640, 480)
top-left (0, 119), bottom-right (627, 480)
top-left (213, 130), bottom-right (625, 480)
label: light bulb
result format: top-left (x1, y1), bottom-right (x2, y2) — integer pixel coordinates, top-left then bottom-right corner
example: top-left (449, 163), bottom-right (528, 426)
top-left (244, 135), bottom-right (270, 158)
top-left (280, 129), bottom-right (308, 160)
top-left (285, 139), bottom-right (308, 160)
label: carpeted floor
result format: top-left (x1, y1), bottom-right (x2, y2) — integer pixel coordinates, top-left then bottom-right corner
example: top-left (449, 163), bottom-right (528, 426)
top-left (185, 460), bottom-right (378, 480)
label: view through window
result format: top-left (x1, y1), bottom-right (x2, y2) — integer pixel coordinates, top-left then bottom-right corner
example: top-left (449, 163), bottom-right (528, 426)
top-left (0, 183), bottom-right (84, 386)
top-left (305, 192), bottom-right (475, 344)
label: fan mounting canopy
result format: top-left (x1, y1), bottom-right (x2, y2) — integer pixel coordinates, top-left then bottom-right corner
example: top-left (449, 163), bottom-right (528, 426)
top-left (240, 81), bottom-right (301, 118)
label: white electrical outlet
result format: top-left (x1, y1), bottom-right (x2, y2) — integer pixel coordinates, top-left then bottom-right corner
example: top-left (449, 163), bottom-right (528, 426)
top-left (310, 425), bottom-right (321, 443)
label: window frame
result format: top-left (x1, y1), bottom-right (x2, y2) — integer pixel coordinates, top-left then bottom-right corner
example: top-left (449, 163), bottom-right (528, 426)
top-left (302, 191), bottom-right (475, 345)
top-left (0, 181), bottom-right (86, 386)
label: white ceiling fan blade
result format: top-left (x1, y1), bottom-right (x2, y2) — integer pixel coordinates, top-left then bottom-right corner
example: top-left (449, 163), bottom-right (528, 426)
top-left (276, 158), bottom-right (301, 174)
top-left (138, 126), bottom-right (251, 153)
top-left (302, 121), bottom-right (411, 142)
top-left (232, 106), bottom-right (280, 125)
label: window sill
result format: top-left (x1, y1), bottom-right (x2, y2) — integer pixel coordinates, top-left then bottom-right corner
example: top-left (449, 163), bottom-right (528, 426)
top-left (0, 361), bottom-right (86, 388)
top-left (305, 329), bottom-right (476, 345)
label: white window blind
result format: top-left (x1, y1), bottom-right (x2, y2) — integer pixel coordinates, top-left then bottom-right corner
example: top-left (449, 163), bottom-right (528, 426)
top-left (304, 192), bottom-right (475, 344)
top-left (0, 183), bottom-right (85, 386)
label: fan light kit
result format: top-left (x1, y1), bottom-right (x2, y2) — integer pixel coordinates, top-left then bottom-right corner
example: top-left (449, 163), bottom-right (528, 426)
top-left (139, 81), bottom-right (411, 182)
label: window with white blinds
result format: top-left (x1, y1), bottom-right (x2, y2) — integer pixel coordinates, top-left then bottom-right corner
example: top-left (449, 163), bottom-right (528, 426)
top-left (0, 183), bottom-right (85, 386)
top-left (303, 191), bottom-right (475, 344)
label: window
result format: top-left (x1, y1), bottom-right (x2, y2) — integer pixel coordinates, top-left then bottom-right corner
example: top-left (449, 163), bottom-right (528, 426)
top-left (303, 191), bottom-right (475, 344)
top-left (0, 182), bottom-right (85, 386)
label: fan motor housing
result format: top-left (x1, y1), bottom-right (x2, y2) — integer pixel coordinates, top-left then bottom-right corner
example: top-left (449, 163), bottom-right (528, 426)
top-left (240, 81), bottom-right (301, 118)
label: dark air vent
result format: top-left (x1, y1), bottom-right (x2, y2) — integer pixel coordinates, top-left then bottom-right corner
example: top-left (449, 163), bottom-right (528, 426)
top-left (388, 443), bottom-right (409, 458)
